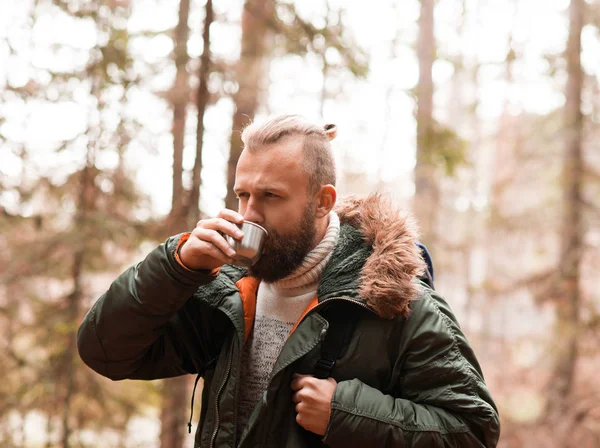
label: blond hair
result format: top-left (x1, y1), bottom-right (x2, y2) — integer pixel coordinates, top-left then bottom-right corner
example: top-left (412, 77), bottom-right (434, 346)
top-left (241, 114), bottom-right (337, 193)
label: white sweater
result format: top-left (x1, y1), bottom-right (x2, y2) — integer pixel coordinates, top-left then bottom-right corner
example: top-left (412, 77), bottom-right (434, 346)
top-left (237, 212), bottom-right (341, 430)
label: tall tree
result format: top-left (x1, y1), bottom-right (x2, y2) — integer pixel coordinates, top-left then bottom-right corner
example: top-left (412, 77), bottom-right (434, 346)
top-left (62, 140), bottom-right (97, 448)
top-left (160, 2), bottom-right (194, 447)
top-left (187, 0), bottom-right (214, 229)
top-left (224, 0), bottom-right (368, 210)
top-left (547, 0), bottom-right (584, 418)
top-left (414, 0), bottom-right (439, 247)
top-left (318, 0), bottom-right (333, 117)
top-left (161, 1), bottom-right (221, 443)
top-left (225, 0), bottom-right (275, 210)
top-left (0, 0), bottom-right (156, 445)
top-left (169, 0), bottom-right (192, 228)
top-left (159, 377), bottom-right (189, 448)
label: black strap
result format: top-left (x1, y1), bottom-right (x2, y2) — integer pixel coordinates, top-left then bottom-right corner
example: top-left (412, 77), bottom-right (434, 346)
top-left (416, 242), bottom-right (435, 290)
top-left (314, 243), bottom-right (435, 378)
top-left (314, 306), bottom-right (359, 379)
top-left (187, 373), bottom-right (202, 433)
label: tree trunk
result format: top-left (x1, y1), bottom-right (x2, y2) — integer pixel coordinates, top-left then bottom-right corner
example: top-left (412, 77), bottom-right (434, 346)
top-left (318, 1), bottom-right (332, 118)
top-left (187, 0), bottom-right (214, 228)
top-left (450, 1), bottom-right (482, 334)
top-left (170, 0), bottom-right (191, 224)
top-left (62, 145), bottom-right (97, 448)
top-left (486, 10), bottom-right (517, 390)
top-left (61, 253), bottom-right (81, 448)
top-left (547, 0), bottom-right (584, 418)
top-left (160, 4), bottom-right (192, 447)
top-left (45, 414), bottom-right (53, 448)
top-left (413, 0), bottom-right (438, 247)
top-left (225, 0), bottom-right (274, 210)
top-left (159, 377), bottom-right (189, 448)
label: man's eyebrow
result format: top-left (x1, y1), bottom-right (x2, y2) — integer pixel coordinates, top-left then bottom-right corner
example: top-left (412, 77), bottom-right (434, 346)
top-left (260, 185), bottom-right (288, 193)
top-left (234, 185), bottom-right (289, 194)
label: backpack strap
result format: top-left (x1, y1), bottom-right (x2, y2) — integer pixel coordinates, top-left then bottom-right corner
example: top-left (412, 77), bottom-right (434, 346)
top-left (314, 243), bottom-right (436, 378)
top-left (314, 305), bottom-right (360, 379)
top-left (415, 242), bottom-right (435, 290)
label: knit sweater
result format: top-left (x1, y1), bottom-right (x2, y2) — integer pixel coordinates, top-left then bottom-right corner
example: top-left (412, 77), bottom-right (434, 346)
top-left (237, 212), bottom-right (341, 431)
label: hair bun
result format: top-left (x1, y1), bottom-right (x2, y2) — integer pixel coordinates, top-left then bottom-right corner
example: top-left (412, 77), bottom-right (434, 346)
top-left (324, 124), bottom-right (337, 141)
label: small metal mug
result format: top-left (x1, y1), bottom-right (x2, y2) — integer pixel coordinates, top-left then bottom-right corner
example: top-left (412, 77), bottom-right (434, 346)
top-left (225, 221), bottom-right (268, 267)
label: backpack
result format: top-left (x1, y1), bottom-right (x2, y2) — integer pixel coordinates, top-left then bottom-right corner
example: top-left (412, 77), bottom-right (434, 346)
top-left (313, 243), bottom-right (435, 379)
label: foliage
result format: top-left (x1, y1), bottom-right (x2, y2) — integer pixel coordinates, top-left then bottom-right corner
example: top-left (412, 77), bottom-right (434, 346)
top-left (418, 122), bottom-right (468, 175)
top-left (0, 0), bottom-right (159, 445)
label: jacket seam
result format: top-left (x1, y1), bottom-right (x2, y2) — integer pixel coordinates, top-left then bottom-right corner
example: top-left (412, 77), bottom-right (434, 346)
top-left (427, 294), bottom-right (480, 399)
top-left (401, 352), bottom-right (452, 386)
top-left (330, 402), bottom-right (470, 434)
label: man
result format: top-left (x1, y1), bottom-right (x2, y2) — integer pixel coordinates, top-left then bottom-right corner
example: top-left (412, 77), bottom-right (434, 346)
top-left (78, 115), bottom-right (500, 447)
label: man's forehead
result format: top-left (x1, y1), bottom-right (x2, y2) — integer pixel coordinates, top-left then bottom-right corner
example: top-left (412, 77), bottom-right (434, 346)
top-left (235, 138), bottom-right (308, 189)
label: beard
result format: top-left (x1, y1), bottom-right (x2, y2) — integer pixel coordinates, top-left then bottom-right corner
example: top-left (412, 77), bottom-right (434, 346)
top-left (248, 203), bottom-right (317, 282)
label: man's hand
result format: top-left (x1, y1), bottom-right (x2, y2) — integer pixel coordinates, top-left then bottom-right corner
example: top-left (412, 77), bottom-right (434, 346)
top-left (179, 209), bottom-right (244, 271)
top-left (291, 374), bottom-right (337, 436)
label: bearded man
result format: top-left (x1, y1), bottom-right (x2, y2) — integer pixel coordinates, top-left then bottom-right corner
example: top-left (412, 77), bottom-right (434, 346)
top-left (78, 115), bottom-right (500, 447)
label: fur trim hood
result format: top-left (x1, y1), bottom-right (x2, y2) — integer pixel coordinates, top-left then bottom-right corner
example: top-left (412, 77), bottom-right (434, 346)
top-left (333, 194), bottom-right (427, 319)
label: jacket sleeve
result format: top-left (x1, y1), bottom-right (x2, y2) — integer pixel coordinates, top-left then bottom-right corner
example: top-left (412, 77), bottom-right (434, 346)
top-left (77, 234), bottom-right (221, 381)
top-left (322, 290), bottom-right (500, 448)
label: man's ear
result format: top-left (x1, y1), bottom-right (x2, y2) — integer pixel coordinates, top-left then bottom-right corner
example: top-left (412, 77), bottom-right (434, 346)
top-left (314, 185), bottom-right (337, 219)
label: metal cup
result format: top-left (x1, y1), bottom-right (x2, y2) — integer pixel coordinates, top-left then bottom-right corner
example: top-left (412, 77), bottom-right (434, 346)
top-left (225, 221), bottom-right (268, 267)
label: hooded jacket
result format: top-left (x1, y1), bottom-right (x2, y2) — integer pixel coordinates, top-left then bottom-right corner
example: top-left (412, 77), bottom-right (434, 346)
top-left (78, 195), bottom-right (500, 447)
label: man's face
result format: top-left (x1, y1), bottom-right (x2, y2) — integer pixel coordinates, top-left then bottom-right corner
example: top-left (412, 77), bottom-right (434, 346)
top-left (233, 136), bottom-right (318, 281)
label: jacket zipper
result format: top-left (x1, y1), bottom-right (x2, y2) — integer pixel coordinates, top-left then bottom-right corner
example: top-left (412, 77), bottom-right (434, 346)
top-left (225, 296), bottom-right (376, 448)
top-left (209, 339), bottom-right (235, 448)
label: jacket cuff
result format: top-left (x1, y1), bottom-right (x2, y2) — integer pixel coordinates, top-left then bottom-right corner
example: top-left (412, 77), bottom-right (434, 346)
top-left (164, 233), bottom-right (221, 286)
top-left (174, 233), bottom-right (221, 276)
top-left (174, 233), bottom-right (195, 272)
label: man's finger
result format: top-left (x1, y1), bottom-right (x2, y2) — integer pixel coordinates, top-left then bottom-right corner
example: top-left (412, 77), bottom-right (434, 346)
top-left (196, 229), bottom-right (237, 258)
top-left (291, 374), bottom-right (312, 391)
top-left (201, 243), bottom-right (234, 265)
top-left (201, 218), bottom-right (244, 241)
top-left (217, 208), bottom-right (244, 224)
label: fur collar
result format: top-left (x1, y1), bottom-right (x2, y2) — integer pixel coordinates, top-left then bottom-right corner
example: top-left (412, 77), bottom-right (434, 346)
top-left (333, 194), bottom-right (426, 319)
top-left (213, 194), bottom-right (427, 319)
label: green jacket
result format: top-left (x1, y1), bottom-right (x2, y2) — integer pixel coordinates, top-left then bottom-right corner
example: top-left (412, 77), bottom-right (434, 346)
top-left (78, 196), bottom-right (500, 447)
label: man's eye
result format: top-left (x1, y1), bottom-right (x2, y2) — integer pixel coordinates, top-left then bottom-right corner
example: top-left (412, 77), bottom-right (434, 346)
top-left (237, 193), bottom-right (249, 199)
top-left (265, 192), bottom-right (279, 198)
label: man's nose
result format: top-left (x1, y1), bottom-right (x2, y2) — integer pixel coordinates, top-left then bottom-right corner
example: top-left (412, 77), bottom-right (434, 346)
top-left (242, 199), bottom-right (264, 225)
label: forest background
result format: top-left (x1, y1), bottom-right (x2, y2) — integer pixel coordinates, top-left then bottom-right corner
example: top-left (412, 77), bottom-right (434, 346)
top-left (1, 0), bottom-right (599, 447)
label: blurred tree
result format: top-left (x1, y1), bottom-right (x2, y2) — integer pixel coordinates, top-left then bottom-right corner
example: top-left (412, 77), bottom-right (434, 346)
top-left (160, 2), bottom-right (192, 447)
top-left (414, 0), bottom-right (466, 248)
top-left (0, 0), bottom-right (157, 446)
top-left (224, 0), bottom-right (369, 210)
top-left (187, 0), bottom-right (214, 229)
top-left (167, 0), bottom-right (192, 232)
top-left (414, 0), bottom-right (438, 247)
top-left (318, 0), bottom-right (333, 118)
top-left (161, 1), bottom-right (215, 445)
top-left (225, 0), bottom-right (276, 210)
top-left (547, 0), bottom-right (584, 419)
